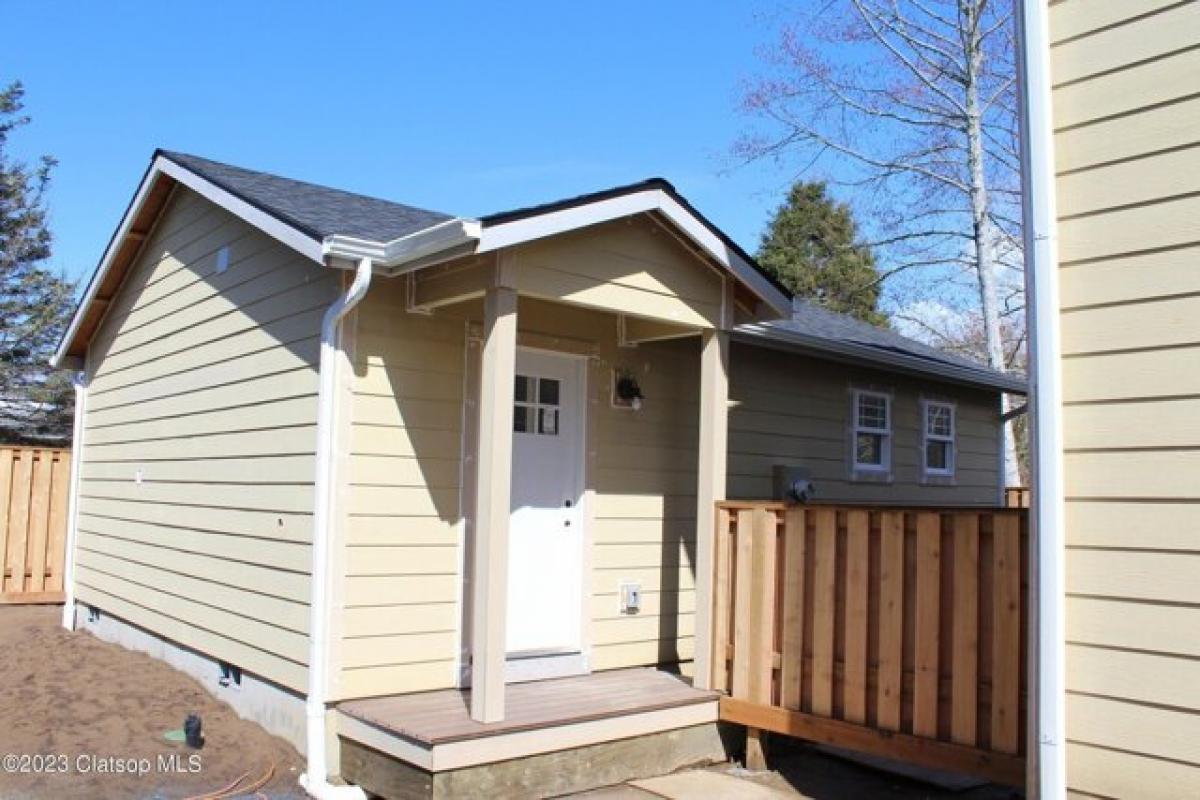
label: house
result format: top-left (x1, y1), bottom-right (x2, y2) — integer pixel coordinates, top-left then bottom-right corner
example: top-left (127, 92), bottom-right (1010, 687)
top-left (52, 150), bottom-right (1021, 798)
top-left (1019, 1), bottom-right (1200, 798)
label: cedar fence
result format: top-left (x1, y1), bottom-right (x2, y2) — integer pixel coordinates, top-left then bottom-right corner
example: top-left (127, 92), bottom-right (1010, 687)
top-left (0, 446), bottom-right (72, 604)
top-left (713, 502), bottom-right (1028, 788)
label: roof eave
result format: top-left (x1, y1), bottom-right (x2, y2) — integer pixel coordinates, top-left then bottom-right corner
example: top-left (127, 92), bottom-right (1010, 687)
top-left (732, 324), bottom-right (1028, 395)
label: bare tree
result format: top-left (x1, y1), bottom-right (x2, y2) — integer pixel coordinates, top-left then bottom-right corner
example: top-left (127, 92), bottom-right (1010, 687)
top-left (738, 0), bottom-right (1024, 485)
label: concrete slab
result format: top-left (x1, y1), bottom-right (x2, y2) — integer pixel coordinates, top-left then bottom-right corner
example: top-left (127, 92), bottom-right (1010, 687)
top-left (631, 770), bottom-right (797, 800)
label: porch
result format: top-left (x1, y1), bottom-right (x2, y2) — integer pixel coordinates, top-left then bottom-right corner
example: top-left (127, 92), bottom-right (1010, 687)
top-left (335, 667), bottom-right (729, 798)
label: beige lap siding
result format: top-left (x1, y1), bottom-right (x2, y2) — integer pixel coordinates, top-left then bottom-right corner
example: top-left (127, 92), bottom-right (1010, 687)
top-left (76, 187), bottom-right (336, 693)
top-left (337, 277), bottom-right (466, 700)
top-left (727, 343), bottom-right (1001, 505)
top-left (1049, 1), bottom-right (1200, 796)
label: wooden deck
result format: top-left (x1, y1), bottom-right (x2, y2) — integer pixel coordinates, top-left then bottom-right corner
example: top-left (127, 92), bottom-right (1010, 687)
top-left (336, 668), bottom-right (720, 773)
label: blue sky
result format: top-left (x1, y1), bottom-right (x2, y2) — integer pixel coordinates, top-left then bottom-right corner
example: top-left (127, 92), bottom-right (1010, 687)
top-left (2, 0), bottom-right (801, 285)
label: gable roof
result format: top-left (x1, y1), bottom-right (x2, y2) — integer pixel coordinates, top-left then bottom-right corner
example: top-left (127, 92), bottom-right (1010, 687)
top-left (159, 151), bottom-right (454, 243)
top-left (55, 150), bottom-right (1024, 395)
top-left (737, 299), bottom-right (1026, 394)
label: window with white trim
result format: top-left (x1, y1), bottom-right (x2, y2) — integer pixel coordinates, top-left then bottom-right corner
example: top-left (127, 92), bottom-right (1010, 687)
top-left (852, 390), bottom-right (891, 473)
top-left (922, 400), bottom-right (956, 477)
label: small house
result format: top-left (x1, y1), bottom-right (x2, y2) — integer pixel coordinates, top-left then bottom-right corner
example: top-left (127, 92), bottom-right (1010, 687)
top-left (53, 151), bottom-right (1021, 798)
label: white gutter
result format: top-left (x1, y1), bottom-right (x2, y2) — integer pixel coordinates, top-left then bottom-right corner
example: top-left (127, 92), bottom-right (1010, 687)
top-left (1017, 1), bottom-right (1066, 798)
top-left (60, 372), bottom-right (88, 631)
top-left (322, 217), bottom-right (482, 272)
top-left (299, 257), bottom-right (373, 800)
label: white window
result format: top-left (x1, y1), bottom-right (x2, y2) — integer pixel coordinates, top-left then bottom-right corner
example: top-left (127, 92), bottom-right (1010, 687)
top-left (513, 374), bottom-right (560, 436)
top-left (922, 400), bottom-right (956, 477)
top-left (852, 390), bottom-right (891, 473)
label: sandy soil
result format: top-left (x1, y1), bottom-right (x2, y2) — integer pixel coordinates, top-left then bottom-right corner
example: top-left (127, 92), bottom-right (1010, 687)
top-left (0, 605), bottom-right (304, 800)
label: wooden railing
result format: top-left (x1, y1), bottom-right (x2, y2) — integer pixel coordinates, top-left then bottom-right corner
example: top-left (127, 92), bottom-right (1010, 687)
top-left (713, 502), bottom-right (1027, 787)
top-left (0, 446), bottom-right (72, 604)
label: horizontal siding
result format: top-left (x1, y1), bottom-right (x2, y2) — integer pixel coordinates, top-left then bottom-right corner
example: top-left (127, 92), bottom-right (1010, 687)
top-left (76, 187), bottom-right (333, 693)
top-left (727, 342), bottom-right (1002, 505)
top-left (1051, 1), bottom-right (1200, 793)
top-left (336, 277), bottom-right (465, 700)
top-left (512, 217), bottom-right (723, 328)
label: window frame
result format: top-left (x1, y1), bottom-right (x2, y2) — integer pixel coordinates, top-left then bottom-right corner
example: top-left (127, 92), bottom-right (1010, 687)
top-left (850, 388), bottom-right (893, 476)
top-left (921, 398), bottom-right (957, 479)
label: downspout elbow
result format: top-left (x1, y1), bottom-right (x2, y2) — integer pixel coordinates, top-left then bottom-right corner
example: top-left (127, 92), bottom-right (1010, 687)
top-left (302, 257), bottom-right (373, 800)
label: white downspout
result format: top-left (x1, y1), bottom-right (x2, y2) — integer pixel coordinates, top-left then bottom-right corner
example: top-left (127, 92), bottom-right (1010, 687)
top-left (1016, 2), bottom-right (1066, 799)
top-left (299, 257), bottom-right (373, 800)
top-left (60, 372), bottom-right (88, 631)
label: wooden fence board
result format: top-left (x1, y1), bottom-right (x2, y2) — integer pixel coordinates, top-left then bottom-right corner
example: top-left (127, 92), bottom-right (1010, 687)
top-left (0, 451), bottom-right (12, 585)
top-left (731, 509), bottom-right (755, 699)
top-left (877, 511), bottom-right (904, 732)
top-left (843, 510), bottom-right (869, 725)
top-left (780, 507), bottom-right (806, 710)
top-left (0, 447), bottom-right (71, 604)
top-left (913, 513), bottom-right (942, 738)
top-left (711, 506), bottom-right (732, 693)
top-left (713, 502), bottom-right (1027, 789)
top-left (27, 454), bottom-right (52, 593)
top-left (951, 513), bottom-right (980, 746)
top-left (811, 508), bottom-right (837, 717)
top-left (748, 507), bottom-right (777, 705)
top-left (6, 450), bottom-right (33, 593)
top-left (991, 513), bottom-right (1021, 754)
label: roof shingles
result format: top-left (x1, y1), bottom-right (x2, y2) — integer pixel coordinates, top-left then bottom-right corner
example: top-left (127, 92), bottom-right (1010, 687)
top-left (160, 150), bottom-right (453, 243)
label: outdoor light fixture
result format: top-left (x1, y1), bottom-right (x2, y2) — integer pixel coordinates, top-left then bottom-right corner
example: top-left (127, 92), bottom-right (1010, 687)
top-left (613, 369), bottom-right (645, 410)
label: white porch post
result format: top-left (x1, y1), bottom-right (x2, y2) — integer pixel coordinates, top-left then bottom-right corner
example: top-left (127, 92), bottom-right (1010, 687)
top-left (693, 327), bottom-right (729, 690)
top-left (470, 283), bottom-right (518, 723)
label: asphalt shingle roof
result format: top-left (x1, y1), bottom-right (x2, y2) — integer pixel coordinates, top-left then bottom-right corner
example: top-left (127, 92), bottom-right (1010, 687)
top-left (158, 150), bottom-right (1022, 392)
top-left (159, 150), bottom-right (453, 243)
top-left (739, 299), bottom-right (1025, 393)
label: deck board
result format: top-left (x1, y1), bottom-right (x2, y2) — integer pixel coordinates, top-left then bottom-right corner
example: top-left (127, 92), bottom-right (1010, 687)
top-left (338, 667), bottom-right (717, 746)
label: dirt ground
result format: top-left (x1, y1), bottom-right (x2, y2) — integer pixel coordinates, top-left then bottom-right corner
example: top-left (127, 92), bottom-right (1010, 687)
top-left (0, 605), bottom-right (304, 800)
top-left (0, 604), bottom-right (1020, 800)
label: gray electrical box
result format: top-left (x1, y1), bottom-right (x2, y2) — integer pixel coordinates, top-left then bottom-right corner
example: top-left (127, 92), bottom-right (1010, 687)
top-left (773, 465), bottom-right (816, 504)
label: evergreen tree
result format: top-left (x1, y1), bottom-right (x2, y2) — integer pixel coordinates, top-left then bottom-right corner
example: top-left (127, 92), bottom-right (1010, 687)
top-left (757, 181), bottom-right (886, 326)
top-left (0, 81), bottom-right (75, 444)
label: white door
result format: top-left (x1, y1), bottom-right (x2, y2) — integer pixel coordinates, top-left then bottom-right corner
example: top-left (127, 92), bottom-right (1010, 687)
top-left (507, 349), bottom-right (585, 658)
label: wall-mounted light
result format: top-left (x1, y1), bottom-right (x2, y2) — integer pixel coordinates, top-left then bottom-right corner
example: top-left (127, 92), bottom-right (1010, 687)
top-left (613, 368), bottom-right (645, 411)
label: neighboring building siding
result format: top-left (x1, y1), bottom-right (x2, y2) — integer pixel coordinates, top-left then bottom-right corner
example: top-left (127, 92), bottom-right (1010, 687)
top-left (76, 187), bottom-right (336, 693)
top-left (1050, 1), bottom-right (1200, 796)
top-left (728, 343), bottom-right (1002, 505)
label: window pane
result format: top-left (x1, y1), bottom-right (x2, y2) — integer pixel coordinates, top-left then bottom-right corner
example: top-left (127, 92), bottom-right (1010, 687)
top-left (857, 395), bottom-right (888, 430)
top-left (926, 440), bottom-right (950, 471)
top-left (856, 432), bottom-right (883, 466)
top-left (513, 405), bottom-right (533, 433)
top-left (538, 407), bottom-right (559, 435)
top-left (927, 404), bottom-right (952, 437)
top-left (514, 375), bottom-right (531, 403)
top-left (539, 378), bottom-right (560, 407)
